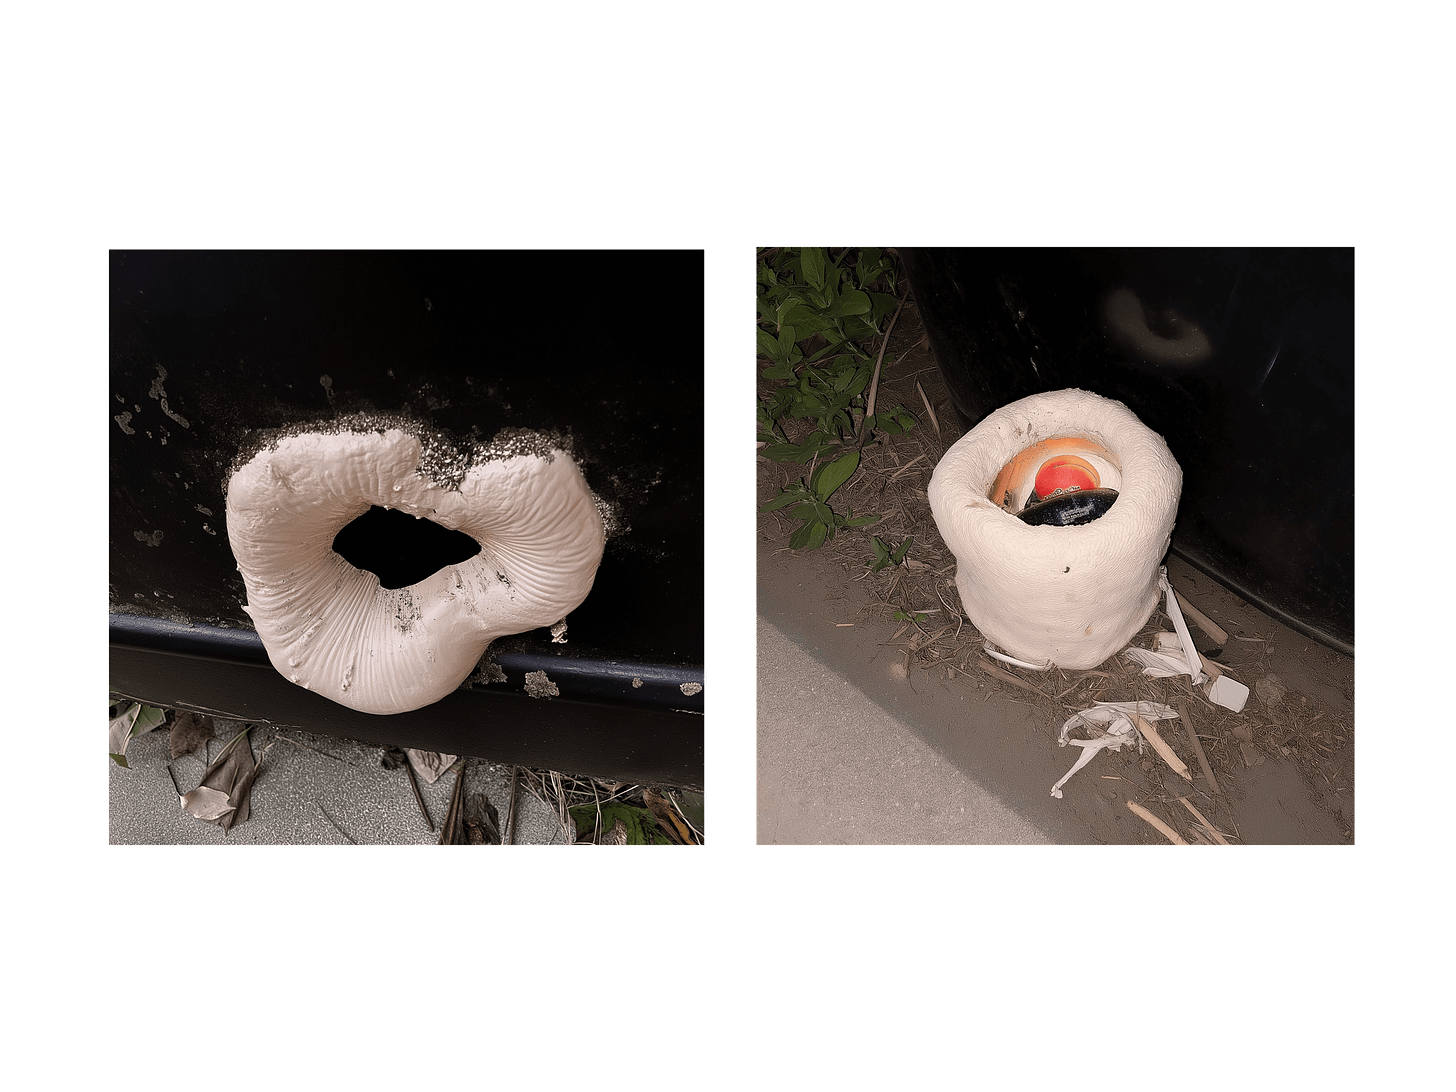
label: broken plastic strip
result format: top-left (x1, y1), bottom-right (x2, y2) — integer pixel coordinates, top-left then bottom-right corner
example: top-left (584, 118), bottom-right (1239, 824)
top-left (982, 641), bottom-right (1051, 671)
top-left (1157, 567), bottom-right (1206, 686)
top-left (1051, 734), bottom-right (1129, 798)
top-left (1123, 646), bottom-right (1195, 677)
top-left (1054, 739), bottom-right (1094, 797)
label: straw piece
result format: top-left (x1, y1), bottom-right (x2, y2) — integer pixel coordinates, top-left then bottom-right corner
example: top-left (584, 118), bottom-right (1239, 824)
top-left (1177, 702), bottom-right (1221, 795)
top-left (1174, 591), bottom-right (1228, 645)
top-left (978, 658), bottom-right (1046, 696)
top-left (1178, 797), bottom-right (1230, 845)
top-left (1126, 800), bottom-right (1188, 844)
top-left (1130, 711), bottom-right (1192, 781)
top-left (916, 380), bottom-right (941, 439)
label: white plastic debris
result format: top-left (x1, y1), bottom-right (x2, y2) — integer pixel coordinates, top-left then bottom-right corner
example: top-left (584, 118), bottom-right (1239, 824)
top-left (1050, 731), bottom-right (1135, 799)
top-left (1050, 700), bottom-right (1179, 799)
top-left (1124, 573), bottom-right (1249, 713)
top-left (1207, 674), bottom-right (1250, 713)
top-left (1156, 568), bottom-right (1206, 685)
top-left (982, 641), bottom-right (1051, 671)
top-left (1123, 644), bottom-right (1198, 677)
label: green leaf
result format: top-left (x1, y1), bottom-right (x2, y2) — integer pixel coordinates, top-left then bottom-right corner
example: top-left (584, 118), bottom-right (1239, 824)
top-left (824, 288), bottom-right (871, 319)
top-left (568, 803), bottom-right (673, 845)
top-left (811, 450), bottom-right (860, 501)
top-left (801, 247), bottom-right (827, 290)
top-left (891, 537), bottom-right (913, 564)
top-left (868, 290), bottom-right (901, 323)
top-left (110, 752), bottom-right (130, 769)
top-left (756, 328), bottom-right (779, 358)
top-left (759, 488), bottom-right (808, 513)
top-left (788, 313), bottom-right (835, 343)
top-left (791, 520), bottom-right (828, 551)
top-left (857, 247), bottom-right (883, 273)
top-left (758, 444), bottom-right (802, 463)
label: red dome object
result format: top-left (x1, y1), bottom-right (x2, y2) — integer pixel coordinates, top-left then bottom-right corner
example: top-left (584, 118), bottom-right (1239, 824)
top-left (1034, 455), bottom-right (1098, 498)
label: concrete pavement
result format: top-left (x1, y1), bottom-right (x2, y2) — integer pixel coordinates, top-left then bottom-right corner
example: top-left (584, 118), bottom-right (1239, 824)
top-left (757, 616), bottom-right (1055, 844)
top-left (109, 717), bottom-right (569, 845)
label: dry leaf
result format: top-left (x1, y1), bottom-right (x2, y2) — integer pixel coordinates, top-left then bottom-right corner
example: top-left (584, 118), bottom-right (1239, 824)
top-left (196, 726), bottom-right (256, 833)
top-left (406, 748), bottom-right (457, 785)
top-left (1255, 674), bottom-right (1287, 706)
top-left (109, 702), bottom-right (169, 764)
top-left (465, 793), bottom-right (501, 845)
top-left (603, 818), bottom-right (628, 845)
top-left (169, 711), bottom-right (215, 759)
top-left (108, 703), bottom-right (141, 758)
top-left (643, 789), bottom-right (694, 844)
top-left (180, 786), bottom-right (236, 821)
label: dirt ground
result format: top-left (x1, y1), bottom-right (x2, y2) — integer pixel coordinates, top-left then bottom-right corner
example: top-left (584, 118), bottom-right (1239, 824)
top-left (756, 296), bottom-right (1354, 845)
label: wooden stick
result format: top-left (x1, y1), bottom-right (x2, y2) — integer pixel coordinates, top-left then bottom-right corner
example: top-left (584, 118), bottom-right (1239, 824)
top-left (915, 379), bottom-right (941, 439)
top-left (978, 658), bottom-right (1046, 697)
top-left (888, 453), bottom-right (927, 481)
top-left (859, 291), bottom-right (907, 445)
top-left (1126, 800), bottom-right (1188, 844)
top-left (1130, 711), bottom-right (1193, 781)
top-left (1178, 797), bottom-right (1231, 845)
top-left (403, 758), bottom-right (435, 832)
top-left (438, 762), bottom-right (466, 845)
top-left (503, 765), bottom-right (519, 846)
top-left (316, 802), bottom-right (357, 845)
top-left (1174, 591), bottom-right (1227, 646)
top-left (1177, 702), bottom-right (1221, 795)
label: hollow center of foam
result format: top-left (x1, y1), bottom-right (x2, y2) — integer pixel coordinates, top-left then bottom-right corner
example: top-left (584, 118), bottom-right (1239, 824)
top-left (332, 505), bottom-right (482, 590)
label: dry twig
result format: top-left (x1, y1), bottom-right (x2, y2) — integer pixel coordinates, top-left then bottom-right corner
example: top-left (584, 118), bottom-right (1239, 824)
top-left (1126, 800), bottom-right (1187, 845)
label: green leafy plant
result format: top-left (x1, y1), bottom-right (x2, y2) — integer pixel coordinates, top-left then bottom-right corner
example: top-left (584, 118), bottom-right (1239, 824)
top-left (757, 247), bottom-right (917, 549)
top-left (757, 450), bottom-right (880, 550)
top-left (861, 403), bottom-right (918, 438)
top-left (757, 247), bottom-right (899, 368)
top-left (868, 535), bottom-right (913, 573)
top-left (569, 802), bottom-right (676, 845)
top-left (757, 247), bottom-right (915, 465)
top-left (892, 609), bottom-right (930, 624)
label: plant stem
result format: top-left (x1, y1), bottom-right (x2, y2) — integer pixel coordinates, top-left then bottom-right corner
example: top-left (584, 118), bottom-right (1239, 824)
top-left (858, 289), bottom-right (909, 449)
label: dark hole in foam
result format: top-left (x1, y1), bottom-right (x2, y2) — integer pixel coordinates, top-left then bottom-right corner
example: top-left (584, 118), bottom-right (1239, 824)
top-left (332, 505), bottom-right (482, 590)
